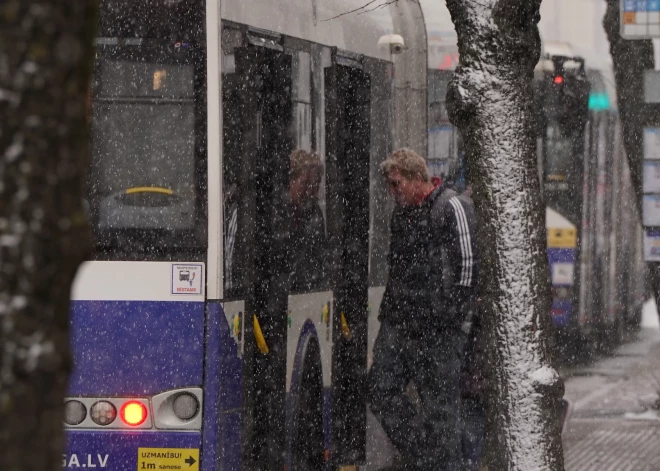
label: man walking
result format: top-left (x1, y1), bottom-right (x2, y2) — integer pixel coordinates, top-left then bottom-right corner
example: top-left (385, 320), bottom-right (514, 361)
top-left (368, 148), bottom-right (478, 471)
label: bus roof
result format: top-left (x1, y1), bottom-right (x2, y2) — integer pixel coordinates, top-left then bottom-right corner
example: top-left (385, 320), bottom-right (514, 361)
top-left (222, 0), bottom-right (395, 60)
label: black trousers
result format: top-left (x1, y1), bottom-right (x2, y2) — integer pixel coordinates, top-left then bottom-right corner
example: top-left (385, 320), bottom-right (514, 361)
top-left (368, 320), bottom-right (465, 471)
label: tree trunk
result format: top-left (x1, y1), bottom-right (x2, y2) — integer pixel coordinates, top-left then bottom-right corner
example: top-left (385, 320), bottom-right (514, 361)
top-left (445, 1), bottom-right (565, 469)
top-left (0, 1), bottom-right (96, 469)
top-left (602, 0), bottom-right (660, 314)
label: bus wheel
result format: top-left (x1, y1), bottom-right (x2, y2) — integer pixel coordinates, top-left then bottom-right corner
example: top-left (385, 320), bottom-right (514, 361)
top-left (292, 335), bottom-right (324, 471)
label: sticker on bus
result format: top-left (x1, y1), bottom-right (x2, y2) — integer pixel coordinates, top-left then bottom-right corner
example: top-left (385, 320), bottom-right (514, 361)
top-left (138, 448), bottom-right (199, 471)
top-left (171, 264), bottom-right (203, 295)
top-left (62, 453), bottom-right (109, 468)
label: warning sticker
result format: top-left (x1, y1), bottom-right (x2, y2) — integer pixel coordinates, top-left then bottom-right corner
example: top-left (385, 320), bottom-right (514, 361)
top-left (137, 448), bottom-right (199, 471)
top-left (171, 264), bottom-right (203, 295)
top-left (551, 262), bottom-right (574, 286)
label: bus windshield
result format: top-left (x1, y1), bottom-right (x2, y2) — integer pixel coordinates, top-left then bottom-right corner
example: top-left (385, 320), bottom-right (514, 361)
top-left (88, 42), bottom-right (205, 252)
top-left (544, 122), bottom-right (573, 181)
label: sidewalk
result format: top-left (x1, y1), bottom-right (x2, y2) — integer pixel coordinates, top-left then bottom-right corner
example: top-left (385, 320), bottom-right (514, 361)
top-left (365, 302), bottom-right (660, 470)
top-left (562, 327), bottom-right (660, 471)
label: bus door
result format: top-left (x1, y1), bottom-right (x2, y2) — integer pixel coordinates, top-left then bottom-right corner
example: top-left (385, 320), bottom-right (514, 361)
top-left (325, 50), bottom-right (371, 467)
top-left (225, 33), bottom-right (294, 470)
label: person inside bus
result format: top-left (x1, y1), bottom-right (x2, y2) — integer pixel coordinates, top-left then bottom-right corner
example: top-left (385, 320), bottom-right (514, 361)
top-left (222, 150), bottom-right (326, 294)
top-left (288, 149), bottom-right (327, 292)
top-left (367, 148), bottom-right (478, 471)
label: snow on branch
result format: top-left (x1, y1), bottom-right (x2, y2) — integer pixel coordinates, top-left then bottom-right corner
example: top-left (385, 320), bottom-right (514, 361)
top-left (323, 0), bottom-right (419, 21)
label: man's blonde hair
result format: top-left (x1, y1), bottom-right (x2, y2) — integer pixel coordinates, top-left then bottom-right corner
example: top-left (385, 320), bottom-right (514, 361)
top-left (290, 149), bottom-right (324, 181)
top-left (380, 148), bottom-right (430, 183)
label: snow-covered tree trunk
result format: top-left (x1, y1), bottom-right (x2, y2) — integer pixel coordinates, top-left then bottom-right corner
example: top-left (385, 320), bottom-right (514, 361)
top-left (0, 1), bottom-right (96, 469)
top-left (603, 0), bottom-right (660, 317)
top-left (445, 1), bottom-right (565, 469)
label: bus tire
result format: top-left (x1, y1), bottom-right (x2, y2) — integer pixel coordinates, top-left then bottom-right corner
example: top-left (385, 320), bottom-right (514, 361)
top-left (291, 334), bottom-right (325, 471)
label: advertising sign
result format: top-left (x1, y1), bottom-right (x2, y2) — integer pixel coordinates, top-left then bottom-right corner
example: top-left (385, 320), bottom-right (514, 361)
top-left (428, 125), bottom-right (456, 161)
top-left (621, 0), bottom-right (660, 39)
top-left (644, 128), bottom-right (660, 160)
top-left (644, 229), bottom-right (660, 261)
top-left (643, 194), bottom-right (660, 226)
top-left (427, 159), bottom-right (449, 179)
top-left (644, 161), bottom-right (660, 193)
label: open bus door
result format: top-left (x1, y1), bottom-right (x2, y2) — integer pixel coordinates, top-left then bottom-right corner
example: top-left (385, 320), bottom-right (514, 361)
top-left (232, 38), bottom-right (294, 470)
top-left (326, 50), bottom-right (372, 468)
top-left (226, 36), bottom-right (372, 469)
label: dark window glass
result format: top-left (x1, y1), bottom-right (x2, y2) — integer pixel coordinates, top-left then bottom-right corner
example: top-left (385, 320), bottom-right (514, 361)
top-left (90, 102), bottom-right (196, 230)
top-left (545, 123), bottom-right (573, 180)
top-left (88, 43), bottom-right (205, 255)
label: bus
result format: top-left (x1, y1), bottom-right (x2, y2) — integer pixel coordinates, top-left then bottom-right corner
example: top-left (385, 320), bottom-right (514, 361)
top-left (63, 0), bottom-right (430, 470)
top-left (535, 44), bottom-right (645, 354)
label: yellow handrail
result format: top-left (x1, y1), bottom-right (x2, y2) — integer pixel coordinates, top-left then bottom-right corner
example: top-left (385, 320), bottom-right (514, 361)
top-left (340, 313), bottom-right (352, 340)
top-left (125, 187), bottom-right (174, 196)
top-left (253, 314), bottom-right (269, 354)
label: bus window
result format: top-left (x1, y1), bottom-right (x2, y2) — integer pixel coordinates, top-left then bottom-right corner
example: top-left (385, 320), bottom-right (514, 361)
top-left (288, 149), bottom-right (327, 293)
top-left (544, 123), bottom-right (573, 182)
top-left (98, 0), bottom-right (202, 41)
top-left (222, 146), bottom-right (328, 295)
top-left (88, 43), bottom-right (206, 253)
top-left (222, 67), bottom-right (242, 294)
top-left (367, 60), bottom-right (394, 288)
top-left (222, 42), bottom-right (327, 297)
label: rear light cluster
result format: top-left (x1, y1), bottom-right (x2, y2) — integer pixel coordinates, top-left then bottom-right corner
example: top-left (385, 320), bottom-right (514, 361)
top-left (64, 388), bottom-right (202, 430)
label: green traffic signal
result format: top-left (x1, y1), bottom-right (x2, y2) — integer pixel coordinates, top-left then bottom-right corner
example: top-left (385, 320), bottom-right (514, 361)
top-left (588, 92), bottom-right (610, 111)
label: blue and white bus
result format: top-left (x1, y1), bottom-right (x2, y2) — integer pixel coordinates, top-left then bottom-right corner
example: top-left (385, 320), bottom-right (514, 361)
top-left (535, 43), bottom-right (646, 353)
top-left (63, 0), bottom-right (435, 470)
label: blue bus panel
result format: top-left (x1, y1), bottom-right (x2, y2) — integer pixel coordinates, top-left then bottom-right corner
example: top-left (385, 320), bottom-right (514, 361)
top-left (69, 301), bottom-right (205, 396)
top-left (547, 248), bottom-right (575, 328)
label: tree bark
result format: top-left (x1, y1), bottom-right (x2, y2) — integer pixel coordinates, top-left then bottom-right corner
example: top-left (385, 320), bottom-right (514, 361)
top-left (445, 1), bottom-right (565, 469)
top-left (0, 1), bottom-right (96, 469)
top-left (602, 0), bottom-right (660, 313)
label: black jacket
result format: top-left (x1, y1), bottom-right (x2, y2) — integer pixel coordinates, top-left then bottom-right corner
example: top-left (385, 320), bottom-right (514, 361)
top-left (379, 183), bottom-right (478, 331)
top-left (290, 202), bottom-right (327, 292)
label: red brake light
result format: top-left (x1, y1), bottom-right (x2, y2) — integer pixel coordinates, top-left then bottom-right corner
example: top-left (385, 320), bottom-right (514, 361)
top-left (120, 401), bottom-right (147, 426)
top-left (554, 76), bottom-right (564, 85)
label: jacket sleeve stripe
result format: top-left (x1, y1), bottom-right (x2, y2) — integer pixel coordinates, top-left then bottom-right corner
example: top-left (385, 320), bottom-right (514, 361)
top-left (449, 196), bottom-right (473, 287)
top-left (225, 206), bottom-right (238, 290)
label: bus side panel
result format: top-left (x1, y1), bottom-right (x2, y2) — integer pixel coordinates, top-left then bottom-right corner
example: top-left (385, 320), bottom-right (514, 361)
top-left (69, 301), bottom-right (204, 396)
top-left (204, 302), bottom-right (243, 471)
top-left (547, 248), bottom-right (575, 328)
top-left (64, 431), bottom-right (201, 471)
top-left (550, 300), bottom-right (573, 328)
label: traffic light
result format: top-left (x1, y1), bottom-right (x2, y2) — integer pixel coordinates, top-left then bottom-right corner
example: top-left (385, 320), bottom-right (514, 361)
top-left (541, 55), bottom-right (590, 138)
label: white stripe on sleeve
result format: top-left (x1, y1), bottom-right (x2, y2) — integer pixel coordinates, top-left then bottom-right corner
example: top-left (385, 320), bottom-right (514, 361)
top-left (449, 197), bottom-right (473, 287)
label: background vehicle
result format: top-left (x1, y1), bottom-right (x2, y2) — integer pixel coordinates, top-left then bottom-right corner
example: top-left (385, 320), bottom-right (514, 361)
top-left (535, 43), bottom-right (646, 358)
